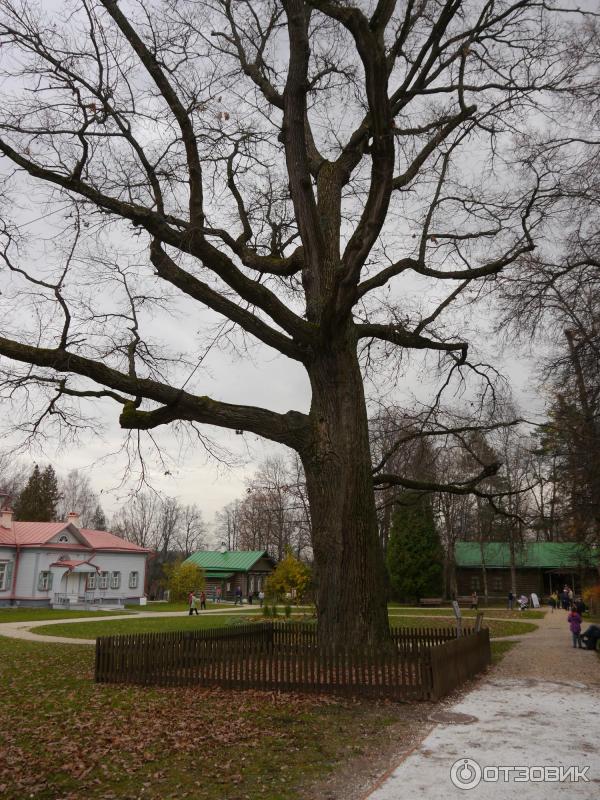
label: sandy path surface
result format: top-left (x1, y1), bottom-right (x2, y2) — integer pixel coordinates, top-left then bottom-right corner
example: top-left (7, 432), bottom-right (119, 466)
top-left (366, 610), bottom-right (600, 799)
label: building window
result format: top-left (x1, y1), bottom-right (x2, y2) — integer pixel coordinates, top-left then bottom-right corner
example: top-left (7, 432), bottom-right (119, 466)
top-left (99, 571), bottom-right (109, 590)
top-left (129, 571), bottom-right (138, 589)
top-left (493, 576), bottom-right (503, 591)
top-left (249, 576), bottom-right (254, 592)
top-left (0, 561), bottom-right (13, 591)
top-left (110, 571), bottom-right (121, 589)
top-left (86, 573), bottom-right (97, 590)
top-left (37, 571), bottom-right (53, 591)
top-left (58, 535), bottom-right (69, 543)
top-left (470, 576), bottom-right (480, 591)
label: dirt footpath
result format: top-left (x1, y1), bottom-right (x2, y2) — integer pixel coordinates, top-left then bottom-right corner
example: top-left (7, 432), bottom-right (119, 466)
top-left (364, 610), bottom-right (600, 800)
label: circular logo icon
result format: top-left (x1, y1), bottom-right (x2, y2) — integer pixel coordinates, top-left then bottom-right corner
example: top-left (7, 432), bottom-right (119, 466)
top-left (450, 758), bottom-right (482, 790)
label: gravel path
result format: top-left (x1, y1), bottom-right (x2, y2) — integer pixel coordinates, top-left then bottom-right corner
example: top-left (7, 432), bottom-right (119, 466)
top-left (365, 610), bottom-right (600, 799)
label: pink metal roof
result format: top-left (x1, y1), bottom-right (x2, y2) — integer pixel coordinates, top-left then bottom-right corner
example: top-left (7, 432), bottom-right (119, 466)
top-left (80, 529), bottom-right (149, 552)
top-left (0, 521), bottom-right (149, 552)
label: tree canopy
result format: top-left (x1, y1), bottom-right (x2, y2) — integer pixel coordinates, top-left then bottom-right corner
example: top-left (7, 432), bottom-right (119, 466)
top-left (387, 492), bottom-right (443, 602)
top-left (14, 464), bottom-right (60, 522)
top-left (0, 0), bottom-right (595, 645)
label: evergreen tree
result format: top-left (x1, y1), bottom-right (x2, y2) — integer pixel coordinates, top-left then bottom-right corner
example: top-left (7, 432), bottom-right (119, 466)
top-left (90, 504), bottom-right (107, 531)
top-left (14, 464), bottom-right (60, 521)
top-left (386, 492), bottom-right (443, 603)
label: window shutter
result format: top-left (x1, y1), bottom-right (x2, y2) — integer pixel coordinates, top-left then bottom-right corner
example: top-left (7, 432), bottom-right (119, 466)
top-left (4, 561), bottom-right (13, 591)
top-left (37, 571), bottom-right (45, 591)
top-left (48, 572), bottom-right (53, 591)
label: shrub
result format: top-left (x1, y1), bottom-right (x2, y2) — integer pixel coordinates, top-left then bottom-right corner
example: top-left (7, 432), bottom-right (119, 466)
top-left (582, 585), bottom-right (600, 614)
top-left (162, 561), bottom-right (205, 603)
top-left (264, 551), bottom-right (311, 604)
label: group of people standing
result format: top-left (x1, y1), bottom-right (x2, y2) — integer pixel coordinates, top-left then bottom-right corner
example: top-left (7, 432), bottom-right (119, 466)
top-left (547, 585), bottom-right (590, 650)
top-left (188, 590), bottom-right (207, 615)
top-left (548, 585), bottom-right (580, 612)
top-left (188, 586), bottom-right (266, 613)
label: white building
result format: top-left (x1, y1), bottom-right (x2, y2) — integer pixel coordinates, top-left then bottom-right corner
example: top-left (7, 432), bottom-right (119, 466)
top-left (0, 501), bottom-right (151, 609)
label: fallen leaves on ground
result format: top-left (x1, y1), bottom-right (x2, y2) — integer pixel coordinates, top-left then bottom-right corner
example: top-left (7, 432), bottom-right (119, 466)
top-left (0, 638), bottom-right (409, 800)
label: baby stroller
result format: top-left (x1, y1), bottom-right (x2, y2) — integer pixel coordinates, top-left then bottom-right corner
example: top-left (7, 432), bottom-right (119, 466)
top-left (581, 625), bottom-right (600, 651)
top-left (518, 595), bottom-right (529, 611)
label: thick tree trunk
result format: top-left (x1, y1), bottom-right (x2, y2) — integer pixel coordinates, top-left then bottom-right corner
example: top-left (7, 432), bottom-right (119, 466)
top-left (301, 328), bottom-right (390, 648)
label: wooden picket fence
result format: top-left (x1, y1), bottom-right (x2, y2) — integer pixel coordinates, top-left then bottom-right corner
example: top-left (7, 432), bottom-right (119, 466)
top-left (95, 621), bottom-right (491, 701)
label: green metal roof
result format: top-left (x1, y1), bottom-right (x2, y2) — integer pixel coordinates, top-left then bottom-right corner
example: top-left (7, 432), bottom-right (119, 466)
top-left (455, 541), bottom-right (599, 569)
top-left (204, 571), bottom-right (234, 580)
top-left (184, 550), bottom-right (273, 573)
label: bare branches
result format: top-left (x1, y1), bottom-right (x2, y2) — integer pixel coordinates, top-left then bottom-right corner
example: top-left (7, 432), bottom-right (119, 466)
top-left (0, 333), bottom-right (309, 447)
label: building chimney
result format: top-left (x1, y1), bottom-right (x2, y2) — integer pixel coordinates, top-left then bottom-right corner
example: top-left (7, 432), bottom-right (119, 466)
top-left (67, 511), bottom-right (80, 529)
top-left (1, 507), bottom-right (13, 531)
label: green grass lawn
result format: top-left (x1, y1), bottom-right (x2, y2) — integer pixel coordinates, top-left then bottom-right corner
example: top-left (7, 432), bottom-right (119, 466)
top-left (0, 637), bottom-right (427, 800)
top-left (35, 609), bottom-right (537, 640)
top-left (0, 608), bottom-right (131, 624)
top-left (386, 615), bottom-right (537, 638)
top-left (126, 601), bottom-right (230, 612)
top-left (35, 611), bottom-right (266, 639)
top-left (490, 640), bottom-right (518, 664)
top-left (387, 605), bottom-right (545, 619)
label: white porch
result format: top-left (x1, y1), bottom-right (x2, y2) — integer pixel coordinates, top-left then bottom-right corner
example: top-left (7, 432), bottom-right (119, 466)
top-left (50, 563), bottom-right (124, 610)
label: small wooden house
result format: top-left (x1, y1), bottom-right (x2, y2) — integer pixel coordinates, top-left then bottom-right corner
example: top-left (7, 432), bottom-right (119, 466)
top-left (183, 549), bottom-right (276, 600)
top-left (455, 541), bottom-right (599, 599)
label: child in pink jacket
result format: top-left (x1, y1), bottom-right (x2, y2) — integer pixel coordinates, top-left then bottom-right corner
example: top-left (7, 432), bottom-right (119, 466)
top-left (568, 606), bottom-right (583, 648)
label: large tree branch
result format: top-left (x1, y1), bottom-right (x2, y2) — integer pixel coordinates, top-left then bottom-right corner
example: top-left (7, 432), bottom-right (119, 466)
top-left (373, 461), bottom-right (501, 494)
top-left (357, 323), bottom-right (467, 361)
top-left (0, 335), bottom-right (309, 447)
top-left (282, 0), bottom-right (325, 269)
top-left (0, 141), bottom-right (311, 342)
top-left (149, 242), bottom-right (306, 361)
top-left (100, 0), bottom-right (204, 224)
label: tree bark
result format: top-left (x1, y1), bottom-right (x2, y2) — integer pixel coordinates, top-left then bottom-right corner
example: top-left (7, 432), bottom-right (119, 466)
top-left (301, 324), bottom-right (390, 648)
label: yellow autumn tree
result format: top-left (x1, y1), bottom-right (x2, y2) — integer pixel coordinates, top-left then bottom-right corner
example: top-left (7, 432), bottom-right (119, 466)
top-left (265, 551), bottom-right (311, 604)
top-left (164, 561), bottom-right (205, 603)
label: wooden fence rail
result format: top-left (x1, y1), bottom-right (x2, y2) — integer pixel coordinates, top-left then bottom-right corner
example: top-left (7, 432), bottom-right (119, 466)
top-left (95, 622), bottom-right (490, 701)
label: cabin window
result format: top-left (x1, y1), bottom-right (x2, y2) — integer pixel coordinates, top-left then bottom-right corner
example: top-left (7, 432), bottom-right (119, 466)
top-left (99, 571), bottom-right (109, 590)
top-left (58, 535), bottom-right (69, 543)
top-left (470, 576), bottom-right (480, 591)
top-left (110, 571), bottom-right (121, 589)
top-left (129, 571), bottom-right (139, 589)
top-left (249, 576), bottom-right (254, 592)
top-left (0, 561), bottom-right (13, 591)
top-left (37, 571), bottom-right (53, 591)
top-left (86, 573), bottom-right (97, 590)
top-left (493, 576), bottom-right (503, 591)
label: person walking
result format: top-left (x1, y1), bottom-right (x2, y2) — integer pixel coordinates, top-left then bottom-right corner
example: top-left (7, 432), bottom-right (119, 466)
top-left (470, 591), bottom-right (478, 610)
top-left (189, 591), bottom-right (199, 616)
top-left (549, 591), bottom-right (557, 613)
top-left (200, 590), bottom-right (206, 610)
top-left (216, 585), bottom-right (222, 604)
top-left (234, 586), bottom-right (243, 606)
top-left (258, 590), bottom-right (265, 607)
top-left (568, 605), bottom-right (583, 648)
top-left (507, 591), bottom-right (514, 611)
top-left (561, 588), bottom-right (570, 611)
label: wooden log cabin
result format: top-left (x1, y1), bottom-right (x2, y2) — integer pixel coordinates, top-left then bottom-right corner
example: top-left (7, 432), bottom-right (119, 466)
top-left (183, 548), bottom-right (276, 601)
top-left (455, 541), bottom-right (599, 601)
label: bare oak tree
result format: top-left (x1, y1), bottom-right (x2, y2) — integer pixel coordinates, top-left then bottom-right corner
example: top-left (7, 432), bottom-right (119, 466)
top-left (0, 0), bottom-right (586, 645)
